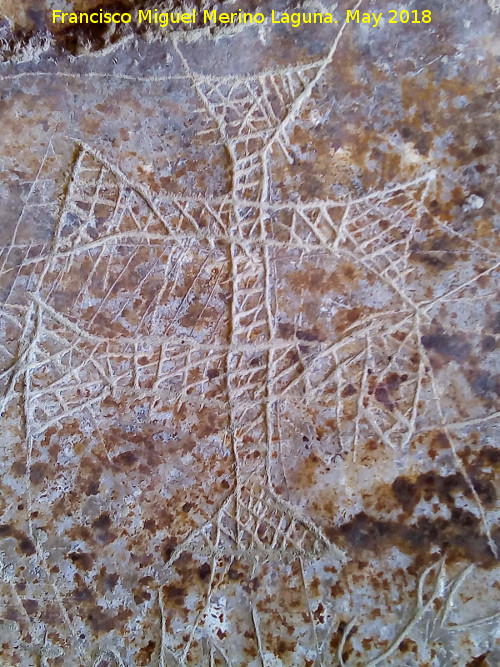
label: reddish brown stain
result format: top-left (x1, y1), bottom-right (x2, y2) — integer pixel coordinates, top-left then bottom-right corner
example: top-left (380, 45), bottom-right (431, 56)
top-left (162, 584), bottom-right (187, 609)
top-left (137, 641), bottom-right (157, 666)
top-left (11, 461), bottom-right (27, 477)
top-left (180, 302), bottom-right (218, 328)
top-left (113, 450), bottom-right (138, 466)
top-left (334, 307), bottom-right (362, 334)
top-left (132, 576), bottom-right (154, 605)
top-left (398, 638), bottom-right (419, 654)
top-left (467, 654), bottom-right (491, 667)
top-left (162, 536), bottom-right (178, 562)
top-left (29, 461), bottom-right (46, 485)
top-left (193, 406), bottom-right (226, 438)
top-left (91, 512), bottom-right (116, 545)
top-left (69, 552), bottom-right (94, 571)
top-left (320, 442), bottom-right (500, 567)
top-left (374, 385), bottom-right (395, 412)
top-left (95, 568), bottom-right (119, 596)
top-left (327, 508), bottom-right (499, 568)
top-left (292, 452), bottom-right (322, 489)
top-left (342, 383), bottom-right (357, 398)
top-left (391, 469), bottom-right (487, 512)
top-left (21, 599), bottom-right (39, 617)
top-left (197, 563), bottom-right (211, 580)
top-left (274, 638), bottom-right (297, 659)
top-left (0, 525), bottom-right (36, 556)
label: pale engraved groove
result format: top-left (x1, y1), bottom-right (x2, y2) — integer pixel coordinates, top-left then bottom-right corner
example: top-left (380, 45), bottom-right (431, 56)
top-left (337, 561), bottom-right (500, 666)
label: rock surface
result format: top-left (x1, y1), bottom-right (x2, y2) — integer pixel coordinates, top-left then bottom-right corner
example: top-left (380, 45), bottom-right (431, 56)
top-left (0, 1), bottom-right (499, 665)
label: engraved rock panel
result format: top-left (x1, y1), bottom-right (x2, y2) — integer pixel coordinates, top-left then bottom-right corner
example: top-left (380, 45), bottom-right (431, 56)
top-left (0, 1), bottom-right (499, 665)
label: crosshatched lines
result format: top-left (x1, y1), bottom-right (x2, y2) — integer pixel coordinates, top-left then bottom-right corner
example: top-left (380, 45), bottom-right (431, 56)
top-left (2, 88), bottom-right (499, 568)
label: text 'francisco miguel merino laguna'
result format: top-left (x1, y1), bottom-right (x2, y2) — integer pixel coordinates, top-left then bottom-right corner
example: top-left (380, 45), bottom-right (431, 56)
top-left (52, 9), bottom-right (432, 28)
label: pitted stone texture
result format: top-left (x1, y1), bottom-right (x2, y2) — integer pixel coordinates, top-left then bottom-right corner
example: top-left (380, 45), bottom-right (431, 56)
top-left (0, 1), bottom-right (499, 665)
